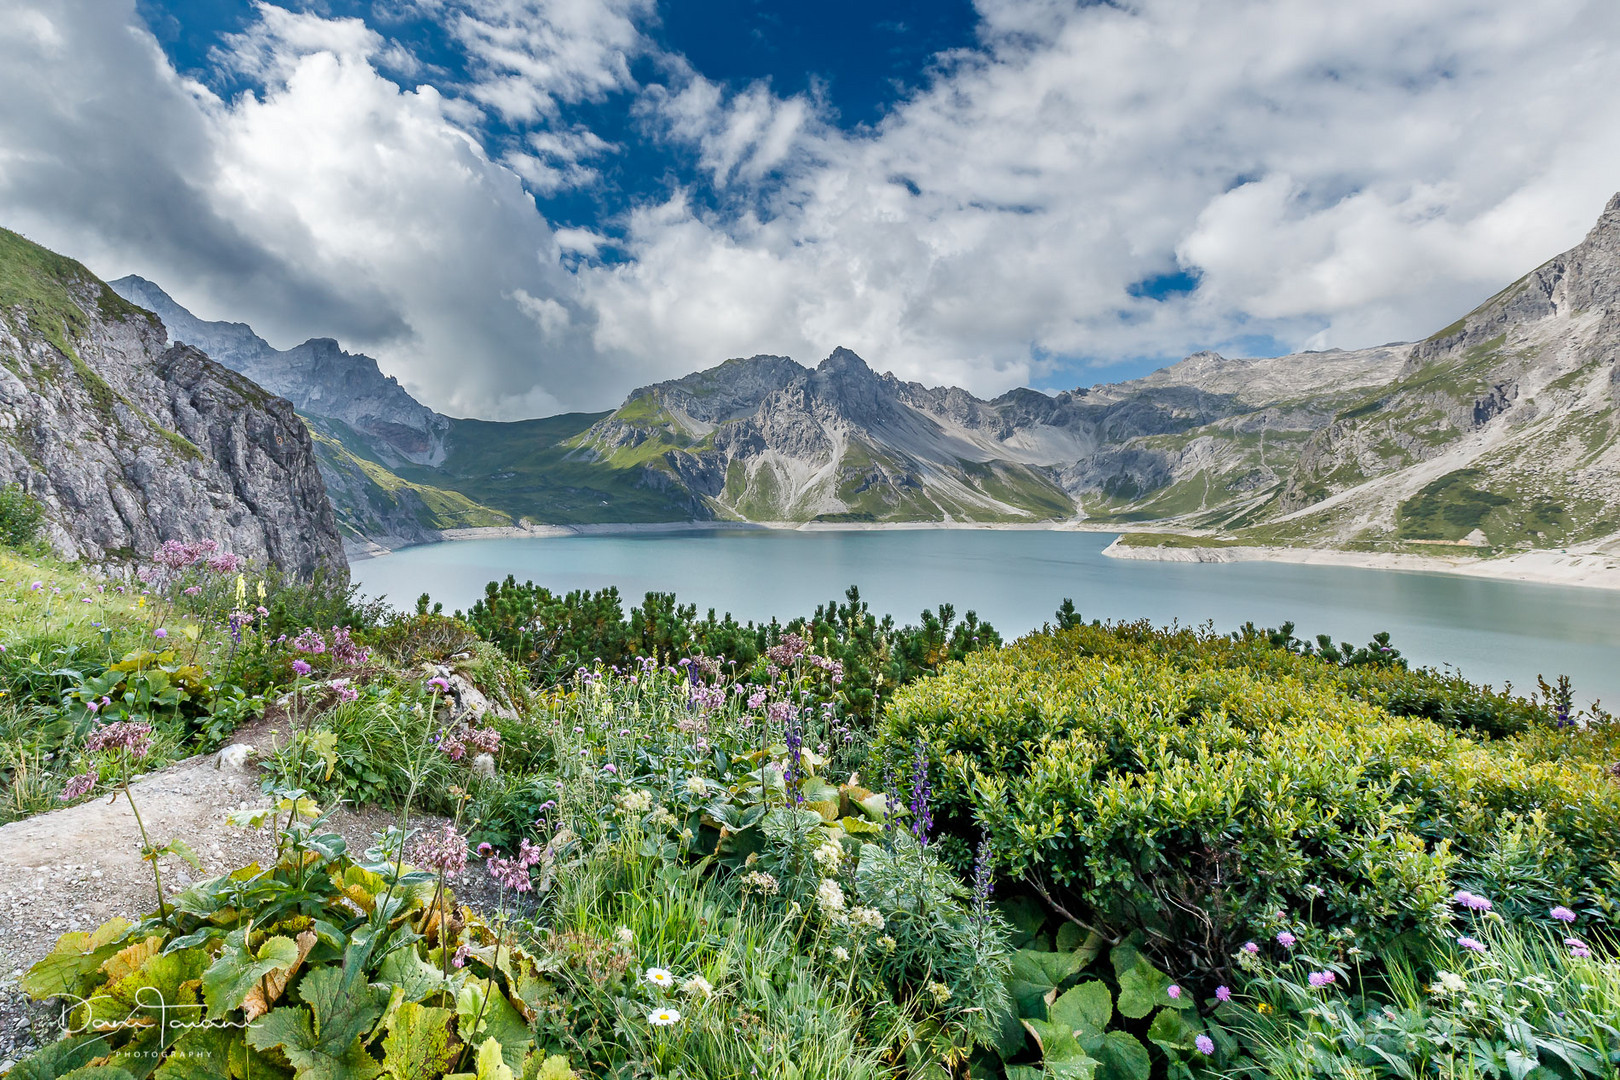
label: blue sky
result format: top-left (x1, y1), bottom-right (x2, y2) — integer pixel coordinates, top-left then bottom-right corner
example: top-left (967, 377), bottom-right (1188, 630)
top-left (3, 0), bottom-right (1619, 418)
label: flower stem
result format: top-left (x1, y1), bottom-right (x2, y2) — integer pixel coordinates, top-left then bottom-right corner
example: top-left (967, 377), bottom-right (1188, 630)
top-left (122, 769), bottom-right (169, 925)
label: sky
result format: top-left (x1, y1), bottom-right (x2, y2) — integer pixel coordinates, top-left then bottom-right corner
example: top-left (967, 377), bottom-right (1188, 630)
top-left (2, 1), bottom-right (1620, 420)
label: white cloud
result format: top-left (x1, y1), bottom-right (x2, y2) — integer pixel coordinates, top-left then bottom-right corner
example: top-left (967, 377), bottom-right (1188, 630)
top-left (4, 0), bottom-right (1620, 421)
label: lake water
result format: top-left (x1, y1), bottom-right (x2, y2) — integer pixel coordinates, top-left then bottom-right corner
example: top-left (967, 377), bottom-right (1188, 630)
top-left (352, 529), bottom-right (1620, 709)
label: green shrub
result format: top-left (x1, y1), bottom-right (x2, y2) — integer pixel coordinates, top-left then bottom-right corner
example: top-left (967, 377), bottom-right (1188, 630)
top-left (0, 482), bottom-right (44, 548)
top-left (879, 625), bottom-right (1620, 981)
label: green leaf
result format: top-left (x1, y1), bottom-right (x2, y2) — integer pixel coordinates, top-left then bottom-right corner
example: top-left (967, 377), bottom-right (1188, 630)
top-left (58, 1068), bottom-right (139, 1080)
top-left (202, 931), bottom-right (302, 1020)
top-left (381, 1002), bottom-right (455, 1080)
top-left (1009, 948), bottom-right (1088, 1017)
top-left (1049, 981), bottom-right (1111, 1041)
top-left (453, 981), bottom-right (530, 1073)
top-left (153, 1030), bottom-right (236, 1080)
top-left (1023, 1021), bottom-right (1099, 1079)
top-left (1113, 954), bottom-right (1172, 1021)
top-left (163, 839), bottom-right (203, 872)
top-left (528, 1056), bottom-right (573, 1080)
top-left (1145, 1008), bottom-right (1197, 1053)
top-left (22, 919), bottom-right (133, 999)
top-left (1092, 1032), bottom-right (1150, 1080)
top-left (8, 1035), bottom-right (107, 1080)
top-left (374, 950), bottom-right (448, 1005)
top-left (472, 1039), bottom-right (513, 1080)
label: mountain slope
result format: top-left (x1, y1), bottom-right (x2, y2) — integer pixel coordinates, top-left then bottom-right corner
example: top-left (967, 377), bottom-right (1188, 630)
top-left (1228, 194), bottom-right (1620, 553)
top-left (0, 229), bottom-right (345, 576)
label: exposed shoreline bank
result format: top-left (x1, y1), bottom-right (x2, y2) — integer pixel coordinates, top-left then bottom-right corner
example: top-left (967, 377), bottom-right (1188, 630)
top-left (344, 520), bottom-right (1620, 592)
top-left (1101, 537), bottom-right (1620, 591)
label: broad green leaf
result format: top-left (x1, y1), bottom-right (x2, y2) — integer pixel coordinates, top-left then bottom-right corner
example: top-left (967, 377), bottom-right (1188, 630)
top-left (454, 981), bottom-right (530, 1073)
top-left (297, 966), bottom-right (388, 1054)
top-left (202, 931), bottom-right (302, 1020)
top-left (58, 1068), bottom-right (139, 1080)
top-left (374, 950), bottom-right (448, 1005)
top-left (1009, 948), bottom-right (1088, 1017)
top-left (527, 1056), bottom-right (573, 1080)
top-left (381, 1002), bottom-right (455, 1080)
top-left (799, 777), bottom-right (840, 804)
top-left (1049, 981), bottom-right (1111, 1041)
top-left (246, 1006), bottom-right (382, 1080)
top-left (1144, 1008), bottom-right (1197, 1053)
top-left (1113, 956), bottom-right (1173, 1021)
top-left (472, 1039), bottom-right (513, 1080)
top-left (1022, 1021), bottom-right (1100, 1079)
top-left (1004, 1069), bottom-right (1042, 1080)
top-left (836, 815), bottom-right (883, 835)
top-left (1092, 1032), bottom-right (1150, 1080)
top-left (22, 919), bottom-right (133, 999)
top-left (8, 1035), bottom-right (106, 1080)
top-left (154, 1030), bottom-right (236, 1080)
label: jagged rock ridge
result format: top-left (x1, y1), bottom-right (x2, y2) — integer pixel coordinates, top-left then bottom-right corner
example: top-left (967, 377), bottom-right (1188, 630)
top-left (0, 229), bottom-right (346, 577)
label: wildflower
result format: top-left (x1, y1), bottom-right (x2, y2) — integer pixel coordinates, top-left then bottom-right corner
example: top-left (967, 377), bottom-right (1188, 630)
top-left (471, 754), bottom-right (496, 780)
top-left (428, 676), bottom-right (451, 692)
top-left (334, 681), bottom-right (359, 704)
top-left (1276, 931), bottom-right (1296, 948)
top-left (616, 789), bottom-right (652, 814)
top-left (291, 659), bottom-right (312, 677)
top-left (740, 870), bottom-right (779, 896)
top-left (877, 936), bottom-right (897, 953)
top-left (926, 982), bottom-right (952, 1005)
top-left (602, 762), bottom-right (618, 775)
top-left (1307, 971), bottom-right (1336, 988)
top-left (680, 975), bottom-right (713, 999)
top-left (477, 842), bottom-right (493, 857)
top-left (1569, 942), bottom-right (1592, 959)
top-left (685, 776), bottom-right (707, 796)
top-left (1167, 984), bottom-right (1182, 1000)
top-left (1215, 985), bottom-right (1232, 1003)
top-left (1452, 891), bottom-right (1493, 912)
top-left (486, 853), bottom-right (532, 893)
top-left (409, 825), bottom-right (469, 878)
top-left (910, 739), bottom-right (933, 845)
top-left (816, 878), bottom-right (846, 914)
top-left (1255, 1003), bottom-right (1272, 1015)
top-left (85, 721), bottom-right (153, 759)
top-left (647, 807), bottom-right (677, 828)
top-left (850, 906), bottom-right (885, 932)
top-left (648, 1009), bottom-right (681, 1027)
top-left (615, 926), bottom-right (634, 946)
top-left (1430, 971), bottom-right (1466, 996)
top-left (154, 627), bottom-right (168, 639)
top-left (451, 943), bottom-right (473, 969)
top-left (645, 967), bottom-right (675, 989)
top-left (1551, 905), bottom-right (1577, 923)
top-left (59, 771), bottom-right (97, 801)
top-left (812, 841), bottom-right (844, 871)
top-left (831, 946), bottom-right (851, 963)
top-left (747, 689), bottom-right (767, 710)
top-left (292, 627), bottom-right (327, 654)
top-left (1458, 936), bottom-right (1487, 953)
top-left (1242, 941), bottom-right (1259, 955)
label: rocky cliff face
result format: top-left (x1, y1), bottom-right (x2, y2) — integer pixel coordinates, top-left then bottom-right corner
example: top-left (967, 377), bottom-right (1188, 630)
top-left (109, 276), bottom-right (451, 468)
top-left (1252, 193), bottom-right (1620, 551)
top-left (0, 229), bottom-right (346, 577)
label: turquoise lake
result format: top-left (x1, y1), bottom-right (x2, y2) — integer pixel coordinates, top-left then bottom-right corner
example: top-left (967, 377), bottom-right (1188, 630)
top-left (352, 529), bottom-right (1620, 709)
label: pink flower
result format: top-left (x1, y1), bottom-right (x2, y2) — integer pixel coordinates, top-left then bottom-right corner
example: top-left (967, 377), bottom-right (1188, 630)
top-left (452, 943), bottom-right (473, 968)
top-left (59, 771), bottom-right (97, 801)
top-left (1567, 937), bottom-right (1592, 959)
top-left (409, 824), bottom-right (469, 878)
top-left (1215, 985), bottom-right (1231, 1002)
top-left (1458, 936), bottom-right (1486, 953)
top-left (1550, 906), bottom-right (1577, 923)
top-left (602, 763), bottom-right (617, 774)
top-left (1452, 891), bottom-right (1492, 912)
top-left (428, 676), bottom-right (451, 692)
top-left (184, 586), bottom-right (201, 596)
top-left (477, 842), bottom-right (493, 857)
top-left (1195, 1035), bottom-right (1215, 1056)
top-left (1242, 942), bottom-right (1259, 955)
top-left (291, 659), bottom-right (312, 676)
top-left (1276, 932), bottom-right (1296, 948)
top-left (1166, 985), bottom-right (1182, 1000)
top-left (153, 628), bottom-right (168, 639)
top-left (1307, 971), bottom-right (1336, 987)
top-left (85, 721), bottom-right (153, 759)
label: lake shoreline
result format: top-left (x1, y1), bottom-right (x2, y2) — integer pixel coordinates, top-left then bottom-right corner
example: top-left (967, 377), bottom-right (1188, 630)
top-left (347, 519), bottom-right (1620, 592)
top-left (1102, 537), bottom-right (1620, 592)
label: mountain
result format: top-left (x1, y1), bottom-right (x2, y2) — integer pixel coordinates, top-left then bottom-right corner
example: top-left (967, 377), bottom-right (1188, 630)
top-left (0, 229), bottom-right (345, 576)
top-left (94, 192), bottom-right (1620, 559)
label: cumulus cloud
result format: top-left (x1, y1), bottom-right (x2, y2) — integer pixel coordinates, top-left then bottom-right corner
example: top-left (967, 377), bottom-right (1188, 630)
top-left (4, 0), bottom-right (1620, 418)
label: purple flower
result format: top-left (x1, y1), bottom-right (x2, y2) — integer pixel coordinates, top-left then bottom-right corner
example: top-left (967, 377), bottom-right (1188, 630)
top-left (1195, 1035), bottom-right (1215, 1056)
top-left (1307, 971), bottom-right (1336, 987)
top-left (85, 721), bottom-right (153, 759)
top-left (1551, 906), bottom-right (1577, 923)
top-left (291, 659), bottom-right (312, 677)
top-left (428, 676), bottom-right (451, 692)
top-left (1166, 984), bottom-right (1182, 1000)
top-left (602, 763), bottom-right (617, 774)
top-left (1242, 942), bottom-right (1259, 955)
top-left (1458, 936), bottom-right (1487, 953)
top-left (153, 628), bottom-right (168, 639)
top-left (452, 942), bottom-right (473, 968)
top-left (1276, 931), bottom-right (1296, 948)
top-left (409, 824), bottom-right (469, 878)
top-left (477, 842), bottom-right (493, 857)
top-left (292, 627), bottom-right (327, 654)
top-left (59, 771), bottom-right (97, 801)
top-left (1452, 890), bottom-right (1492, 912)
top-left (1567, 937), bottom-right (1591, 959)
top-left (1215, 985), bottom-right (1232, 1002)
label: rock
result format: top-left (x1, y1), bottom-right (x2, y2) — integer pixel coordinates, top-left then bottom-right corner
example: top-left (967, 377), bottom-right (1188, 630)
top-left (0, 229), bottom-right (345, 578)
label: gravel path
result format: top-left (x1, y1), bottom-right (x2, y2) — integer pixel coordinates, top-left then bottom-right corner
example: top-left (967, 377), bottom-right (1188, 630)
top-left (0, 724), bottom-right (476, 1071)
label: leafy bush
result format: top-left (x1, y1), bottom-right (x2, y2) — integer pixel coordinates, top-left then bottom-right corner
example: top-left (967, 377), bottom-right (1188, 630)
top-left (879, 624), bottom-right (1620, 981)
top-left (0, 482), bottom-right (44, 548)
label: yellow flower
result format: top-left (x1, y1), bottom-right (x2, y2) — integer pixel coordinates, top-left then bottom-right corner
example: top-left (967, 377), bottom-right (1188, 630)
top-left (235, 574), bottom-right (246, 606)
top-left (257, 580), bottom-right (266, 600)
top-left (1256, 1003), bottom-right (1273, 1015)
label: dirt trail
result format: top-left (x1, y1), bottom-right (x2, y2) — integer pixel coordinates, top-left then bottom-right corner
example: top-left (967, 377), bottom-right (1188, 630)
top-left (0, 728), bottom-right (422, 1071)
